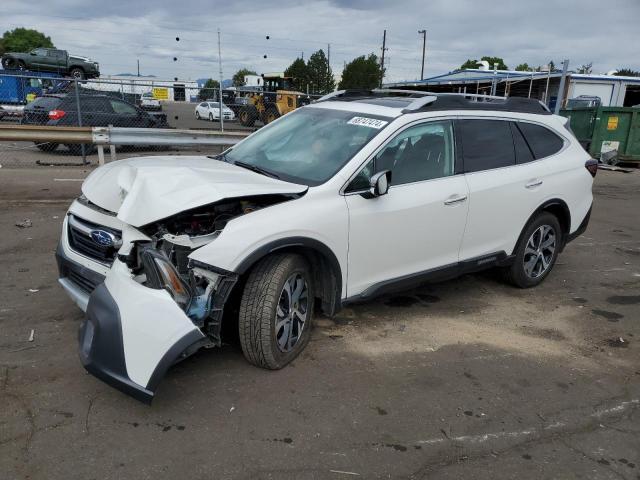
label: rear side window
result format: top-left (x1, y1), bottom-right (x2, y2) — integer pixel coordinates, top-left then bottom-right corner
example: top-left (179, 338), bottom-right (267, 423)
top-left (27, 96), bottom-right (61, 110)
top-left (518, 122), bottom-right (564, 159)
top-left (458, 119), bottom-right (515, 173)
top-left (510, 123), bottom-right (535, 164)
top-left (79, 97), bottom-right (110, 112)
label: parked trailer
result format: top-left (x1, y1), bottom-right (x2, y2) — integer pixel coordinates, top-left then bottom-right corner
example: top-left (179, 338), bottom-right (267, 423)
top-left (0, 71), bottom-right (64, 117)
top-left (560, 106), bottom-right (640, 163)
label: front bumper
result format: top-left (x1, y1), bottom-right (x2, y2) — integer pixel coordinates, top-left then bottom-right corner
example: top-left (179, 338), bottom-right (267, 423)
top-left (78, 261), bottom-right (207, 403)
top-left (56, 242), bottom-right (105, 312)
top-left (80, 281), bottom-right (205, 403)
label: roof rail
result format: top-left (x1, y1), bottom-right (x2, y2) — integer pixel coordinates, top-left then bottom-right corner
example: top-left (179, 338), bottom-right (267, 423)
top-left (314, 89), bottom-right (551, 115)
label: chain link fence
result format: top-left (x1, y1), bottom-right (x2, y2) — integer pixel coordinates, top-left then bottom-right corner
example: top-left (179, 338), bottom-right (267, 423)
top-left (0, 71), bottom-right (260, 168)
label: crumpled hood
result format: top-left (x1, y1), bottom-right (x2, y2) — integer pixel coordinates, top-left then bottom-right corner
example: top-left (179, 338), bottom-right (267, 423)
top-left (81, 156), bottom-right (308, 227)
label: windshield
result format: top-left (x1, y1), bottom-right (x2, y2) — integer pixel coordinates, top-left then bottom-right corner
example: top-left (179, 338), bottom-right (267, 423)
top-left (224, 107), bottom-right (391, 185)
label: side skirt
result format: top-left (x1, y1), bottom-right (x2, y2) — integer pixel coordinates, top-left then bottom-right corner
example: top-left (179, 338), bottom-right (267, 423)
top-left (343, 251), bottom-right (512, 304)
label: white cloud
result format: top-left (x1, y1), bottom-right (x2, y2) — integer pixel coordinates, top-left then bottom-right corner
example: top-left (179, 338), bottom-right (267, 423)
top-left (1, 0), bottom-right (637, 82)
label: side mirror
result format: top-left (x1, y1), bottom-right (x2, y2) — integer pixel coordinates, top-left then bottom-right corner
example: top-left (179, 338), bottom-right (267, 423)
top-left (364, 170), bottom-right (391, 198)
top-left (30, 51), bottom-right (37, 56)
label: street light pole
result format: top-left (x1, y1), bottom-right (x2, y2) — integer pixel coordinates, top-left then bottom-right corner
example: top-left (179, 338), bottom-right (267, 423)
top-left (217, 28), bottom-right (224, 132)
top-left (418, 29), bottom-right (426, 81)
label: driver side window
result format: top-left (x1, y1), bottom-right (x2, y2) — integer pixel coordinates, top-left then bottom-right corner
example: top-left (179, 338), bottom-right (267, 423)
top-left (346, 120), bottom-right (456, 192)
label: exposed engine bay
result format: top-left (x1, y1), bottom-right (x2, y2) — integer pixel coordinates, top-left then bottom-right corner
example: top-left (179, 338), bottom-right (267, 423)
top-left (121, 194), bottom-right (297, 345)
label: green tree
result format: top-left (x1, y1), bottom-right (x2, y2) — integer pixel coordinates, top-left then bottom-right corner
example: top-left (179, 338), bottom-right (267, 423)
top-left (0, 28), bottom-right (54, 55)
top-left (284, 57), bottom-right (309, 92)
top-left (232, 68), bottom-right (257, 87)
top-left (338, 53), bottom-right (383, 90)
top-left (198, 78), bottom-right (220, 100)
top-left (577, 62), bottom-right (593, 74)
top-left (615, 68), bottom-right (640, 77)
top-left (515, 63), bottom-right (531, 71)
top-left (306, 49), bottom-right (335, 94)
top-left (460, 56), bottom-right (508, 70)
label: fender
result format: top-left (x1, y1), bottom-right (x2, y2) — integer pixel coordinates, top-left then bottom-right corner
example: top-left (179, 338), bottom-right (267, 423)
top-left (512, 198), bottom-right (571, 255)
top-left (235, 236), bottom-right (344, 313)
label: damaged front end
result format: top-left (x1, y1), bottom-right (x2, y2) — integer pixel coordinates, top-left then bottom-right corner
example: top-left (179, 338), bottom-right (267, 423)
top-left (79, 196), bottom-right (288, 403)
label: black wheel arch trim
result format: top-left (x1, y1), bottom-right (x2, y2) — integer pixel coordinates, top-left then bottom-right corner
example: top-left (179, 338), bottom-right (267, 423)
top-left (514, 198), bottom-right (572, 254)
top-left (235, 236), bottom-right (343, 315)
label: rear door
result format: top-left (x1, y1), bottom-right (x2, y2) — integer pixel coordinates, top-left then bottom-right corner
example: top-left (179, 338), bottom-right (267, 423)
top-left (458, 118), bottom-right (554, 261)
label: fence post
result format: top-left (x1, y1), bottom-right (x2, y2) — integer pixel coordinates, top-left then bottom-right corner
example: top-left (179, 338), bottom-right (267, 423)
top-left (73, 79), bottom-right (87, 164)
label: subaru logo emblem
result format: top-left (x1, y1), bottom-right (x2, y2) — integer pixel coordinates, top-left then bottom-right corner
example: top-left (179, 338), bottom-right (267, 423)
top-left (90, 229), bottom-right (115, 247)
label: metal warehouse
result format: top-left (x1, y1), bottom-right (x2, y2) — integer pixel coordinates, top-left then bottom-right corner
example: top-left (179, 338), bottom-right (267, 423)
top-left (385, 69), bottom-right (640, 109)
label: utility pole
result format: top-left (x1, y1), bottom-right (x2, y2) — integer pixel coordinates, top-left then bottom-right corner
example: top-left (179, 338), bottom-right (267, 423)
top-left (380, 29), bottom-right (387, 88)
top-left (327, 43), bottom-right (331, 92)
top-left (554, 59), bottom-right (570, 114)
top-left (217, 28), bottom-right (224, 132)
top-left (137, 59), bottom-right (140, 77)
top-left (418, 29), bottom-right (426, 81)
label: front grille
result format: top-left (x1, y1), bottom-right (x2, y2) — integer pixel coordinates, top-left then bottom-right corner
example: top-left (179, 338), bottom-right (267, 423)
top-left (67, 214), bottom-right (121, 265)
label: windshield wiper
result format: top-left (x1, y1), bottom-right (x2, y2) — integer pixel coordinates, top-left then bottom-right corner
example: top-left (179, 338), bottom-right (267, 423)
top-left (208, 152), bottom-right (229, 162)
top-left (232, 160), bottom-right (280, 179)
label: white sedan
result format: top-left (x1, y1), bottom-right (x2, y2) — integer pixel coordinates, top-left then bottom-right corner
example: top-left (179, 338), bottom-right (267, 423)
top-left (195, 102), bottom-right (235, 121)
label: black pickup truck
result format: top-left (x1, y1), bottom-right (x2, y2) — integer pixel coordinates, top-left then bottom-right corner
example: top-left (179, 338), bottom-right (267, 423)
top-left (1, 48), bottom-right (100, 79)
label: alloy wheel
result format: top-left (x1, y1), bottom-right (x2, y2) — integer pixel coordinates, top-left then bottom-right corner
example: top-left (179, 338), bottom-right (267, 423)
top-left (275, 273), bottom-right (309, 352)
top-left (523, 224), bottom-right (556, 279)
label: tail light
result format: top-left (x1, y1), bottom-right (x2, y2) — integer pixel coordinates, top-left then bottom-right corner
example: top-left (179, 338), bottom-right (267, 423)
top-left (585, 159), bottom-right (598, 178)
top-left (48, 110), bottom-right (66, 120)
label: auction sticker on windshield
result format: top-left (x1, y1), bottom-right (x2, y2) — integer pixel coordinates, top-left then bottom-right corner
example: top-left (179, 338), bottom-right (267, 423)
top-left (347, 117), bottom-right (388, 129)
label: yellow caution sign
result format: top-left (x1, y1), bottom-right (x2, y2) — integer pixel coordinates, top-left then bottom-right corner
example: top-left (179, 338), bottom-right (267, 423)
top-left (152, 87), bottom-right (169, 100)
top-left (607, 116), bottom-right (619, 130)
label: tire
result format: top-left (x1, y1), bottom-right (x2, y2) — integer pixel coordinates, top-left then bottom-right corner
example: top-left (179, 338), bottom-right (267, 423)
top-left (264, 106), bottom-right (280, 124)
top-left (504, 212), bottom-right (562, 288)
top-left (1, 57), bottom-right (14, 69)
top-left (65, 144), bottom-right (95, 155)
top-left (35, 142), bottom-right (59, 152)
top-left (239, 254), bottom-right (314, 370)
top-left (209, 113), bottom-right (214, 122)
top-left (68, 68), bottom-right (85, 80)
top-left (196, 111), bottom-right (201, 119)
top-left (238, 107), bottom-right (256, 127)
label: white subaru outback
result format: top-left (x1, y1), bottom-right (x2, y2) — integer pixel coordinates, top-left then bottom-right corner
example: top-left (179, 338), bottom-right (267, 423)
top-left (56, 90), bottom-right (595, 402)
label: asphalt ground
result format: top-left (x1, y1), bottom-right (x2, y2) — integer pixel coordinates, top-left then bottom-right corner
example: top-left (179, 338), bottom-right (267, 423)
top-left (0, 164), bottom-right (639, 480)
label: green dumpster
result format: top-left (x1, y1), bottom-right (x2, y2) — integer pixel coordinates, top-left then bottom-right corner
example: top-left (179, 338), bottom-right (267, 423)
top-left (560, 106), bottom-right (640, 162)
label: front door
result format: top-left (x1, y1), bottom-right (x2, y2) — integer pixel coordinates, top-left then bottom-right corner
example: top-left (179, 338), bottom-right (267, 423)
top-left (344, 120), bottom-right (469, 298)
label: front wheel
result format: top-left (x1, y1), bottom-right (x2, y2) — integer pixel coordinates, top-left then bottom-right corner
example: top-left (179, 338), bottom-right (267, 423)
top-left (35, 142), bottom-right (59, 152)
top-left (239, 254), bottom-right (314, 369)
top-left (68, 68), bottom-right (85, 80)
top-left (195, 111), bottom-right (201, 119)
top-left (504, 212), bottom-right (561, 288)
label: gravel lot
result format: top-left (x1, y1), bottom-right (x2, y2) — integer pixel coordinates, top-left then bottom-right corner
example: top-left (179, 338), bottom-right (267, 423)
top-left (0, 164), bottom-right (639, 480)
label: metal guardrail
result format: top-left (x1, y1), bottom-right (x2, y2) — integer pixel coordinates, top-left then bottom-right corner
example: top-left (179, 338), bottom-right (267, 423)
top-left (0, 124), bottom-right (93, 143)
top-left (0, 125), bottom-right (250, 165)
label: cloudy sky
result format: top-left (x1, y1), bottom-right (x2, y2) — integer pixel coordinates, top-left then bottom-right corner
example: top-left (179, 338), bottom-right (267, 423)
top-left (2, 0), bottom-right (638, 83)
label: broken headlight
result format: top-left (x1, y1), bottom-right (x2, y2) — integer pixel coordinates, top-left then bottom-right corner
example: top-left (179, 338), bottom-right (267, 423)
top-left (141, 249), bottom-right (192, 309)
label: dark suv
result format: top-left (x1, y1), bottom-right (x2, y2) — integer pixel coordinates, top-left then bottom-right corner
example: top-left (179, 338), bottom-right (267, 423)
top-left (22, 93), bottom-right (169, 154)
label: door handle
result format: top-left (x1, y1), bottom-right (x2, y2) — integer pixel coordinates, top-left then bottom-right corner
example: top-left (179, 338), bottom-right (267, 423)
top-left (444, 194), bottom-right (468, 206)
top-left (525, 180), bottom-right (543, 189)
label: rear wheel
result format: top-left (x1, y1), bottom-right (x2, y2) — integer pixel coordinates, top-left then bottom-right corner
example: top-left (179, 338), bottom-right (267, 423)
top-left (209, 113), bottom-right (214, 122)
top-left (68, 68), bottom-right (85, 80)
top-left (264, 106), bottom-right (280, 124)
top-left (35, 142), bottom-right (59, 152)
top-left (239, 254), bottom-right (314, 369)
top-left (1, 57), bottom-right (17, 69)
top-left (504, 212), bottom-right (561, 288)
